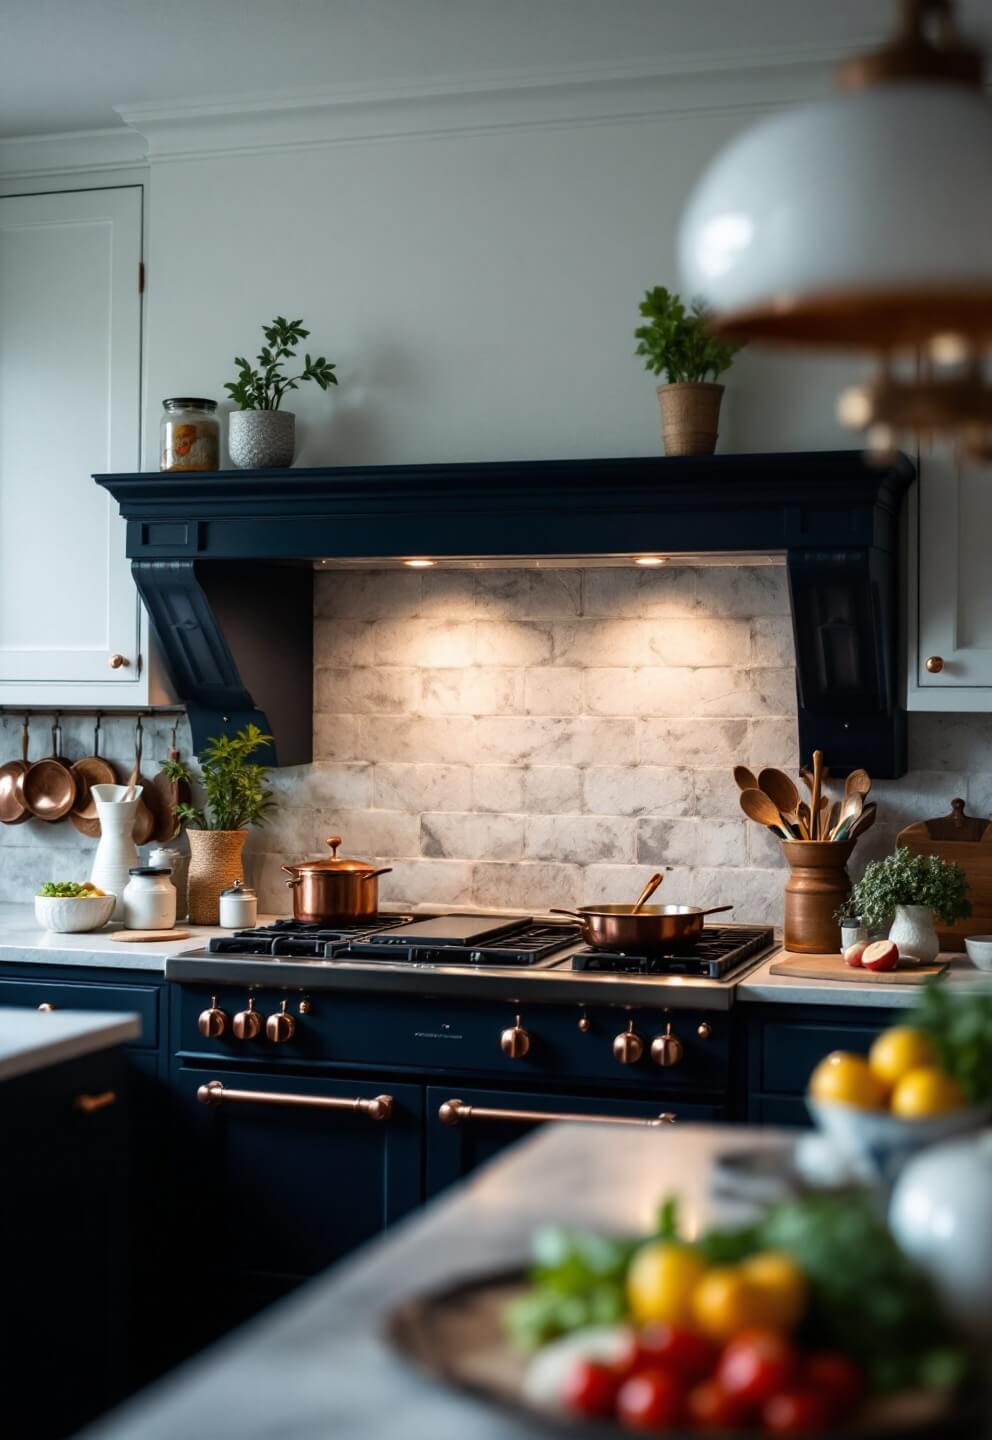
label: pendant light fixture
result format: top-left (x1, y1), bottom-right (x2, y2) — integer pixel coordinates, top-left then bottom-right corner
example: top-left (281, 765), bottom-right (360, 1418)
top-left (678, 0), bottom-right (992, 458)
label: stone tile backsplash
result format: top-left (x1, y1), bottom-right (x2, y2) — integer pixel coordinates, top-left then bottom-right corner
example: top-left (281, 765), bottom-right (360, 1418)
top-left (2, 562), bottom-right (989, 925)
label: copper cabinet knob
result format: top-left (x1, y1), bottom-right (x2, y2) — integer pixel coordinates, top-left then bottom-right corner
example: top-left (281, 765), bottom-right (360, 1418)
top-left (697, 1022), bottom-right (712, 1040)
top-left (500, 1014), bottom-right (531, 1059)
top-left (925, 655), bottom-right (944, 673)
top-left (108, 653), bottom-right (129, 669)
top-left (232, 997), bottom-right (262, 1041)
top-left (266, 1000), bottom-right (296, 1044)
top-left (198, 995), bottom-right (227, 1039)
top-left (612, 1020), bottom-right (644, 1065)
top-left (577, 1014), bottom-right (591, 1033)
top-left (651, 1023), bottom-right (684, 1068)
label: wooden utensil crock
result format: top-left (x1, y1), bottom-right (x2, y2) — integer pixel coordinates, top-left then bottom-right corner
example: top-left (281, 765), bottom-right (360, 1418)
top-left (781, 839), bottom-right (856, 954)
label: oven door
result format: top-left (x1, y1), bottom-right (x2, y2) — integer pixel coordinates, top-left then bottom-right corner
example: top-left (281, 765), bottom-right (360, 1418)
top-left (172, 1066), bottom-right (423, 1336)
top-left (425, 1084), bottom-right (725, 1198)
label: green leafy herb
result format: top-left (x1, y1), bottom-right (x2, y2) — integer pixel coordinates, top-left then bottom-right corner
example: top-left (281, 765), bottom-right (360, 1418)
top-left (159, 723), bottom-right (275, 832)
top-left (841, 847), bottom-right (971, 927)
top-left (634, 286), bottom-right (744, 384)
top-left (505, 1224), bottom-right (639, 1349)
top-left (224, 316), bottom-right (338, 411)
top-left (38, 881), bottom-right (91, 897)
top-left (913, 982), bottom-right (992, 1104)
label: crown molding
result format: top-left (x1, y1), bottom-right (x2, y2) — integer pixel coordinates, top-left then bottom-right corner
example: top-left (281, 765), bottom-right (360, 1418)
top-left (115, 41), bottom-right (864, 163)
top-left (0, 125), bottom-right (146, 181)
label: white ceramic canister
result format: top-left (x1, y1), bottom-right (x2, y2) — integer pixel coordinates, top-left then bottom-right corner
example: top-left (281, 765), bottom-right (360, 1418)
top-left (91, 783), bottom-right (143, 921)
top-left (123, 866), bottom-right (177, 931)
top-left (149, 846), bottom-right (188, 921)
top-left (218, 879), bottom-right (258, 929)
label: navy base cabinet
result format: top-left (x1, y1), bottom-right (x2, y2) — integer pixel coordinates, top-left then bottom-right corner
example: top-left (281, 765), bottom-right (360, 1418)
top-left (1, 1046), bottom-right (128, 1440)
top-left (744, 1004), bottom-right (896, 1124)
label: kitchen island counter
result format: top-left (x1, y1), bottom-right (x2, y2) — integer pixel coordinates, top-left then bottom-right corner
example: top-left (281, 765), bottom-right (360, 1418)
top-left (0, 1005), bottom-right (140, 1081)
top-left (79, 1122), bottom-right (776, 1440)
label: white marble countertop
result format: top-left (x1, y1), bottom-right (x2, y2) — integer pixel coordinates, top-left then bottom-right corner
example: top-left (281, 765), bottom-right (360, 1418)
top-left (738, 950), bottom-right (992, 1008)
top-left (0, 1006), bottom-right (141, 1082)
top-left (0, 903), bottom-right (236, 972)
top-left (80, 1122), bottom-right (777, 1440)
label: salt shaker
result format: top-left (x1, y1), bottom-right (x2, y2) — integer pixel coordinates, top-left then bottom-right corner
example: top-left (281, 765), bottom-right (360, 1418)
top-left (219, 879), bottom-right (257, 929)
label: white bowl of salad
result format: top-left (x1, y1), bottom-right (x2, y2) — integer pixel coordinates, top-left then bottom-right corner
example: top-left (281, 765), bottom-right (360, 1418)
top-left (35, 883), bottom-right (115, 933)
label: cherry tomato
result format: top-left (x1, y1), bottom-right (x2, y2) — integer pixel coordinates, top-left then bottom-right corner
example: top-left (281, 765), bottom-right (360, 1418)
top-left (686, 1377), bottom-right (752, 1431)
top-left (762, 1386), bottom-right (832, 1434)
top-left (802, 1351), bottom-right (865, 1419)
top-left (717, 1329), bottom-right (797, 1408)
top-left (630, 1325), bottom-right (718, 1383)
top-left (616, 1367), bottom-right (685, 1431)
top-left (561, 1359), bottom-right (619, 1418)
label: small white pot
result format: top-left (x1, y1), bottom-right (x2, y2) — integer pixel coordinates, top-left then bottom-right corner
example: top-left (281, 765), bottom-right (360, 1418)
top-left (888, 903), bottom-right (940, 964)
top-left (228, 410), bottom-right (295, 469)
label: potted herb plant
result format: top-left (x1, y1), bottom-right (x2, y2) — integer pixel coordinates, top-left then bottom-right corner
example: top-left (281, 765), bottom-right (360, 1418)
top-left (225, 316), bottom-right (338, 469)
top-left (634, 286), bottom-right (744, 455)
top-left (843, 848), bottom-right (971, 964)
top-left (160, 724), bottom-right (275, 924)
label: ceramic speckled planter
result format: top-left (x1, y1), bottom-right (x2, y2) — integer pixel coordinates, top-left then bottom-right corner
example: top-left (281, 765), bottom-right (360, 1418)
top-left (228, 410), bottom-right (295, 469)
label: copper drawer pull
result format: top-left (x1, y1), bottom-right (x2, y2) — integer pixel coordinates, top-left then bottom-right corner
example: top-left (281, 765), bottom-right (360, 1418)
top-left (196, 1080), bottom-right (393, 1122)
top-left (73, 1090), bottom-right (117, 1114)
top-left (437, 1099), bottom-right (676, 1128)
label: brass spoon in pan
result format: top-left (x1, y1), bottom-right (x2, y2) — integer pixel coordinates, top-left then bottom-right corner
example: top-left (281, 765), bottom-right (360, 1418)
top-left (632, 873), bottom-right (664, 912)
top-left (0, 718), bottom-right (31, 826)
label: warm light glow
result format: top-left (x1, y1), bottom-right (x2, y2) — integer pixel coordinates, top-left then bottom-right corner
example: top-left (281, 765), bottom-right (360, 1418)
top-left (403, 558), bottom-right (436, 568)
top-left (634, 556), bottom-right (666, 567)
top-left (930, 332), bottom-right (969, 365)
top-left (695, 212), bottom-right (754, 279)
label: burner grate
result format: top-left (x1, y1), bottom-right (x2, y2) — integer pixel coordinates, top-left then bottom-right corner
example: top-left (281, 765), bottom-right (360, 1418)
top-left (206, 915), bottom-right (413, 959)
top-left (569, 925), bottom-right (774, 979)
top-left (336, 920), bottom-right (581, 967)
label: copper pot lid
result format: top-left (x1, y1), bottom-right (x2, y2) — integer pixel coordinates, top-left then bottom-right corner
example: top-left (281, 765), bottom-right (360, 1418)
top-left (286, 836), bottom-right (384, 877)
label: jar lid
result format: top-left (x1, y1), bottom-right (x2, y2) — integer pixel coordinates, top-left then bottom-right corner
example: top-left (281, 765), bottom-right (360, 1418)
top-left (128, 866), bottom-right (172, 876)
top-left (285, 835), bottom-right (382, 876)
top-left (162, 397), bottom-right (217, 411)
top-left (220, 879), bottom-right (256, 897)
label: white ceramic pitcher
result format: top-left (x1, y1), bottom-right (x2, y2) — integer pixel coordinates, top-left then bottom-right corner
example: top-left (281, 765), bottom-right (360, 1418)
top-left (91, 783), bottom-right (143, 920)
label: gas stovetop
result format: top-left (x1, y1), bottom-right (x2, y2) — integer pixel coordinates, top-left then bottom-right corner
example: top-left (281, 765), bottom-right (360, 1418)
top-left (199, 914), bottom-right (774, 981)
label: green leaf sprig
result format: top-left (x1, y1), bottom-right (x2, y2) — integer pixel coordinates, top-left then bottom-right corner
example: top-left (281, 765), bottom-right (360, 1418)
top-left (224, 316), bottom-right (338, 411)
top-left (842, 847), bottom-right (971, 927)
top-left (159, 723), bottom-right (275, 832)
top-left (634, 286), bottom-right (744, 384)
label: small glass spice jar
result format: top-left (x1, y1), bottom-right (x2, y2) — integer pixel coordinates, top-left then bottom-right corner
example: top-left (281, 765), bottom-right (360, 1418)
top-left (219, 878), bottom-right (258, 930)
top-left (123, 866), bottom-right (177, 931)
top-left (160, 397), bottom-right (220, 472)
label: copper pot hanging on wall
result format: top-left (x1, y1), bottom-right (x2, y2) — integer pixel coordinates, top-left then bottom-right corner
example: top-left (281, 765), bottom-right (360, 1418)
top-left (282, 836), bottom-right (392, 923)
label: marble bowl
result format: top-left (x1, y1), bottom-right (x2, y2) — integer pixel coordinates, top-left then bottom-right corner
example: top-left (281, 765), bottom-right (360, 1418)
top-left (35, 893), bottom-right (116, 933)
top-left (807, 1097), bottom-right (991, 1183)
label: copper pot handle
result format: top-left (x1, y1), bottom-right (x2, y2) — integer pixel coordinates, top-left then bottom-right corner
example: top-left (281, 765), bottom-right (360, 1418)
top-left (281, 865), bottom-right (301, 888)
top-left (360, 868), bottom-right (392, 881)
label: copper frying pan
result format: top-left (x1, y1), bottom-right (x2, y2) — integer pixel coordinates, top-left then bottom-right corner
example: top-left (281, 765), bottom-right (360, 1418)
top-left (0, 719), bottom-right (31, 825)
top-left (71, 718), bottom-right (116, 820)
top-left (550, 903), bottom-right (735, 950)
top-left (21, 719), bottom-right (76, 822)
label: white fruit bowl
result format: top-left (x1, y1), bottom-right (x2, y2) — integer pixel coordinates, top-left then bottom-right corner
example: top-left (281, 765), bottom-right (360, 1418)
top-left (807, 1097), bottom-right (991, 1183)
top-left (35, 893), bottom-right (116, 933)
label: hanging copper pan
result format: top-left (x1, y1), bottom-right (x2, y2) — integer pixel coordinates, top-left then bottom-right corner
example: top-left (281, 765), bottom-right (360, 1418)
top-left (21, 719), bottom-right (76, 823)
top-left (0, 718), bottom-right (31, 825)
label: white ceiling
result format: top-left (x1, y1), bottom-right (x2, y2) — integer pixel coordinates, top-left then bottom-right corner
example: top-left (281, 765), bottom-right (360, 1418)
top-left (0, 0), bottom-right (946, 140)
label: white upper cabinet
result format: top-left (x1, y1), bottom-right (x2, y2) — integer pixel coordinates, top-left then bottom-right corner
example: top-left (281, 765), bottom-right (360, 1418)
top-left (910, 447), bottom-right (992, 708)
top-left (0, 185), bottom-right (152, 705)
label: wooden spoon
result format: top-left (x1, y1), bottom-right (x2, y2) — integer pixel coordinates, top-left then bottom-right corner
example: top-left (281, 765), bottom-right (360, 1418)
top-left (0, 719), bottom-right (31, 826)
top-left (845, 802), bottom-right (877, 842)
top-left (796, 801), bottom-right (812, 840)
top-left (148, 722), bottom-right (189, 844)
top-left (831, 791), bottom-right (863, 840)
top-left (810, 750), bottom-right (823, 841)
top-left (758, 768), bottom-right (802, 835)
top-left (632, 873), bottom-right (663, 913)
top-left (733, 765), bottom-right (759, 792)
top-left (845, 768), bottom-right (872, 801)
top-left (126, 717), bottom-right (156, 846)
top-left (739, 787), bottom-right (790, 838)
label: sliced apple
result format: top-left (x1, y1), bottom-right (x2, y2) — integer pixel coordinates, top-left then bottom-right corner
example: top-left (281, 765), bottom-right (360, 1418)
top-left (843, 940), bottom-right (868, 968)
top-left (862, 939), bottom-right (899, 972)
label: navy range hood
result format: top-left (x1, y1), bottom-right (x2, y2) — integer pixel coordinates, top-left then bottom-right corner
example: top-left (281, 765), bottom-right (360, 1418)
top-left (95, 451), bottom-right (913, 775)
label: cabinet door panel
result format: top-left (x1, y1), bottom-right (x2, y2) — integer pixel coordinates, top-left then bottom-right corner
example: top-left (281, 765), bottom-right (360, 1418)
top-left (917, 450), bottom-right (992, 690)
top-left (0, 186), bottom-right (142, 688)
top-left (425, 1085), bottom-right (725, 1197)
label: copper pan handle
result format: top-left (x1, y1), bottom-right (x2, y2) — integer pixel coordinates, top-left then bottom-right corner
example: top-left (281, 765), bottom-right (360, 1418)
top-left (549, 908), bottom-right (584, 920)
top-left (699, 905), bottom-right (735, 918)
top-left (438, 1098), bottom-right (676, 1128)
top-left (360, 868), bottom-right (392, 881)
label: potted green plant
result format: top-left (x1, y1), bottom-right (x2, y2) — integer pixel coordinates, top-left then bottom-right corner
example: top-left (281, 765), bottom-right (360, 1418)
top-left (160, 724), bottom-right (275, 924)
top-left (225, 316), bottom-right (338, 469)
top-left (634, 287), bottom-right (744, 455)
top-left (843, 848), bottom-right (971, 964)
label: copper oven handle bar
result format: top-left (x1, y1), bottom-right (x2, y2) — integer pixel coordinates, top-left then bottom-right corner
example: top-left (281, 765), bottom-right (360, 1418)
top-left (73, 1090), bottom-right (117, 1114)
top-left (196, 1080), bottom-right (393, 1122)
top-left (438, 1098), bottom-right (676, 1128)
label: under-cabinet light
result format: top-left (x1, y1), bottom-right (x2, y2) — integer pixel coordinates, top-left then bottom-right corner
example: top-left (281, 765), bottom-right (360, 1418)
top-left (633, 556), bottom-right (666, 567)
top-left (403, 558), bottom-right (436, 568)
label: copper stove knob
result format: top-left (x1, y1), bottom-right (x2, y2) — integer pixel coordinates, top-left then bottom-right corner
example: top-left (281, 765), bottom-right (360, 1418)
top-left (232, 997), bottom-right (262, 1041)
top-left (198, 995), bottom-right (227, 1039)
top-left (500, 1014), bottom-right (531, 1060)
top-left (266, 999), bottom-right (296, 1044)
top-left (651, 1022), bottom-right (684, 1068)
top-left (612, 1020), bottom-right (644, 1065)
top-left (697, 1022), bottom-right (712, 1040)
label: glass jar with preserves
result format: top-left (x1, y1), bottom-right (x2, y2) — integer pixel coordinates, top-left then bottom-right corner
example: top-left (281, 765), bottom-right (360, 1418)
top-left (160, 397), bottom-right (220, 472)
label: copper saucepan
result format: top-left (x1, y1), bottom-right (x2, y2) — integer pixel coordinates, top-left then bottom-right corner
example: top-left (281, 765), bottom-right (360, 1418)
top-left (550, 903), bottom-right (735, 950)
top-left (282, 835), bottom-right (392, 923)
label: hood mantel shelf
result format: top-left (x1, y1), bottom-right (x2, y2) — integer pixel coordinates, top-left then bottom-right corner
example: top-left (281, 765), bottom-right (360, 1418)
top-left (96, 450), bottom-right (913, 774)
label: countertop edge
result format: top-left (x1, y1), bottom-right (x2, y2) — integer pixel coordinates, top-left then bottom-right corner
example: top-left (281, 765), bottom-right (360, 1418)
top-left (0, 1009), bottom-right (142, 1082)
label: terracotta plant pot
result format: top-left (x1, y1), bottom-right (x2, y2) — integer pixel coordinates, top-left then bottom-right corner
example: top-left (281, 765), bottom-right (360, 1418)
top-left (782, 839), bottom-right (856, 954)
top-left (656, 382), bottom-right (724, 456)
top-left (187, 828), bottom-right (247, 925)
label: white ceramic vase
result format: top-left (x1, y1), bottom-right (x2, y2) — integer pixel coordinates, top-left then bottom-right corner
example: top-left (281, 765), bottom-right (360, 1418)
top-left (90, 783), bottom-right (143, 920)
top-left (887, 903), bottom-right (940, 964)
top-left (228, 410), bottom-right (295, 469)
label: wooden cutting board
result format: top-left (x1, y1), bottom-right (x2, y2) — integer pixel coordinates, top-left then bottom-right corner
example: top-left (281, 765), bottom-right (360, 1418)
top-left (769, 951), bottom-right (948, 984)
top-left (110, 929), bottom-right (192, 943)
top-left (898, 801), bottom-right (992, 951)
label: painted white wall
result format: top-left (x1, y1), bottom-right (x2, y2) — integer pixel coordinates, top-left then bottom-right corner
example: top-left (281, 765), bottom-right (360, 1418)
top-left (143, 105), bottom-right (861, 467)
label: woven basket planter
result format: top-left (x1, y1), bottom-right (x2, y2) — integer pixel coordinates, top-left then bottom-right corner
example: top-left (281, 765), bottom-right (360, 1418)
top-left (656, 382), bottom-right (724, 455)
top-left (187, 829), bottom-right (247, 925)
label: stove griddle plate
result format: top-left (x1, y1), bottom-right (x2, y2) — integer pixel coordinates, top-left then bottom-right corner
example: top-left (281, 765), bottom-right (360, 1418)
top-left (339, 920), bottom-right (579, 967)
top-left (366, 915), bottom-right (532, 947)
